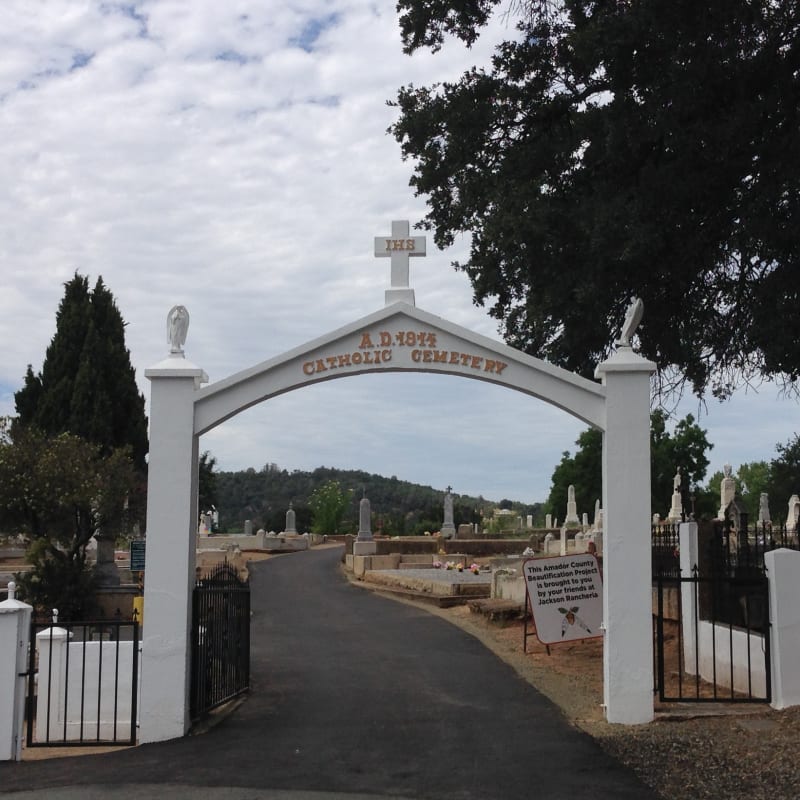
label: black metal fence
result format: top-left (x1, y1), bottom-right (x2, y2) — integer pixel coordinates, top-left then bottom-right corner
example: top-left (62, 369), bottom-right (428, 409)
top-left (26, 613), bottom-right (139, 747)
top-left (652, 518), bottom-right (800, 580)
top-left (654, 567), bottom-right (770, 703)
top-left (190, 561), bottom-right (250, 721)
top-left (704, 516), bottom-right (799, 576)
top-left (652, 517), bottom-right (780, 704)
top-left (651, 523), bottom-right (680, 576)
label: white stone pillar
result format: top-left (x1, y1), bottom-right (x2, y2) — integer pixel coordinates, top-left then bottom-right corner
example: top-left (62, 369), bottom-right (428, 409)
top-left (35, 624), bottom-right (71, 742)
top-left (765, 548), bottom-right (800, 709)
top-left (0, 585), bottom-right (32, 761)
top-left (140, 354), bottom-right (206, 743)
top-left (595, 347), bottom-right (655, 724)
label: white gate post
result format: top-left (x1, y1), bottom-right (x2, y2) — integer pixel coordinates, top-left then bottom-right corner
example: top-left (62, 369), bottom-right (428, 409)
top-left (140, 353), bottom-right (206, 743)
top-left (765, 548), bottom-right (800, 709)
top-left (0, 583), bottom-right (33, 761)
top-left (595, 346), bottom-right (655, 724)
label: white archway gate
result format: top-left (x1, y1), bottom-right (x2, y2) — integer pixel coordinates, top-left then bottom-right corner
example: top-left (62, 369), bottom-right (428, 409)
top-left (140, 250), bottom-right (655, 743)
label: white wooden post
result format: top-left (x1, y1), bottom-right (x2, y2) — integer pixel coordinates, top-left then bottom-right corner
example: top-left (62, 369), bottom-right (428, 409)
top-left (0, 584), bottom-right (33, 761)
top-left (139, 354), bottom-right (206, 743)
top-left (595, 347), bottom-right (655, 724)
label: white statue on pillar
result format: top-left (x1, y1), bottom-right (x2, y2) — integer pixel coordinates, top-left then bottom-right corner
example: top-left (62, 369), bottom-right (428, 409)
top-left (667, 467), bottom-right (683, 522)
top-left (717, 464), bottom-right (736, 519)
top-left (167, 305), bottom-right (190, 355)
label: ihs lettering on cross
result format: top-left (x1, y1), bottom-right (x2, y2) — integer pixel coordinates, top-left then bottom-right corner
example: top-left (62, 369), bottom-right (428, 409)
top-left (374, 220), bottom-right (426, 306)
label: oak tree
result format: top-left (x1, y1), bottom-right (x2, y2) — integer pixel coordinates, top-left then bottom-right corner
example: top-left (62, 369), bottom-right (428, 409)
top-left (392, 0), bottom-right (800, 399)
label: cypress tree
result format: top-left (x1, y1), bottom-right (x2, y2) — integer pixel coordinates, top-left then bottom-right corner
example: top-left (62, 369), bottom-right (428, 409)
top-left (14, 273), bottom-right (148, 469)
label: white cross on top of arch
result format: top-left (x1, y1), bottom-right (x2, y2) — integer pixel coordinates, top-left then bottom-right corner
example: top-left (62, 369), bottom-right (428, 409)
top-left (374, 220), bottom-right (426, 306)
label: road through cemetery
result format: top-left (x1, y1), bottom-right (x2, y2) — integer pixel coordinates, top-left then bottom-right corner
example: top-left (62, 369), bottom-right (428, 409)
top-left (0, 545), bottom-right (658, 800)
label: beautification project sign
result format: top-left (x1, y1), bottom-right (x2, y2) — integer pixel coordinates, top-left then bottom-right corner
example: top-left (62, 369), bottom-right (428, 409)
top-left (523, 554), bottom-right (603, 645)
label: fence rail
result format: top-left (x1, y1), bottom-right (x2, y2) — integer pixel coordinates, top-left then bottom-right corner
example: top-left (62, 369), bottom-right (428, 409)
top-left (652, 523), bottom-right (680, 576)
top-left (652, 519), bottom-right (800, 578)
top-left (707, 519), bottom-right (799, 575)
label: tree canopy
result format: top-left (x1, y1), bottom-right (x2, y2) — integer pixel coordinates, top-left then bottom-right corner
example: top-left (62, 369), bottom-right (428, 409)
top-left (545, 411), bottom-right (712, 518)
top-left (0, 421), bottom-right (136, 617)
top-left (14, 273), bottom-right (148, 469)
top-left (212, 464), bottom-right (528, 534)
top-left (392, 0), bottom-right (800, 399)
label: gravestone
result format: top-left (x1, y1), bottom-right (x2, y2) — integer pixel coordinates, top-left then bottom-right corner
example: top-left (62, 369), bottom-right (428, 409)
top-left (717, 464), bottom-right (736, 520)
top-left (93, 530), bottom-right (121, 588)
top-left (353, 495), bottom-right (376, 556)
top-left (564, 485), bottom-right (580, 526)
top-left (357, 496), bottom-right (372, 541)
top-left (758, 493), bottom-right (771, 527)
top-left (786, 494), bottom-right (800, 531)
top-left (440, 486), bottom-right (456, 539)
top-left (284, 503), bottom-right (297, 534)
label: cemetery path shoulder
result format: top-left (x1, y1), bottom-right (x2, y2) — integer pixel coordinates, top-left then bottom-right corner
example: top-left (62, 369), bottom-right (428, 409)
top-left (362, 572), bottom-right (800, 800)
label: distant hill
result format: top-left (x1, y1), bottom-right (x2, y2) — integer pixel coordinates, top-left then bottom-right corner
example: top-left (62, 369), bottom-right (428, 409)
top-left (214, 464), bottom-right (540, 535)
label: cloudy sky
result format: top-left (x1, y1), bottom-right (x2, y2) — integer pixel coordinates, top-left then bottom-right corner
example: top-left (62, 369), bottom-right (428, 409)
top-left (1, 2), bottom-right (796, 509)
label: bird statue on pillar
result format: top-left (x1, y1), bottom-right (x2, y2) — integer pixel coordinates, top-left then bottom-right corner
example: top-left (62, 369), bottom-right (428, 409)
top-left (615, 297), bottom-right (644, 348)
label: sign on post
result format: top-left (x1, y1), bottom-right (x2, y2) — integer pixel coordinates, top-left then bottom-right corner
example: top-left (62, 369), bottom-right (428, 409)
top-left (523, 554), bottom-right (603, 645)
top-left (130, 539), bottom-right (146, 572)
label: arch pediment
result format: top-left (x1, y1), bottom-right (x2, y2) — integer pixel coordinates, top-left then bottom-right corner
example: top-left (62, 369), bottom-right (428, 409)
top-left (193, 303), bottom-right (606, 435)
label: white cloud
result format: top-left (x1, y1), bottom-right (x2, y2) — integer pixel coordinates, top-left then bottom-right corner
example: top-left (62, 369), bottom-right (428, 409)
top-left (1, 1), bottom-right (796, 507)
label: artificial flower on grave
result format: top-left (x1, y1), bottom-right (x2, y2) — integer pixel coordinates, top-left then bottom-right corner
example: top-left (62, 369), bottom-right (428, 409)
top-left (433, 560), bottom-right (443, 569)
top-left (456, 562), bottom-right (464, 572)
top-left (470, 563), bottom-right (480, 575)
top-left (445, 561), bottom-right (455, 570)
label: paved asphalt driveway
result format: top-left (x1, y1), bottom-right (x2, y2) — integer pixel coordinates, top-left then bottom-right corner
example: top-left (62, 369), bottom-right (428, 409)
top-left (0, 546), bottom-right (658, 800)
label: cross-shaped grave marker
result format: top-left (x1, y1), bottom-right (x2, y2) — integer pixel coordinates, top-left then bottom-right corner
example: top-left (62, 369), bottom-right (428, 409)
top-left (374, 220), bottom-right (426, 306)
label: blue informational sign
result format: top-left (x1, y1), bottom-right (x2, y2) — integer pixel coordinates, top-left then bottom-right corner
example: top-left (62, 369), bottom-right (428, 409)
top-left (130, 539), bottom-right (146, 572)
